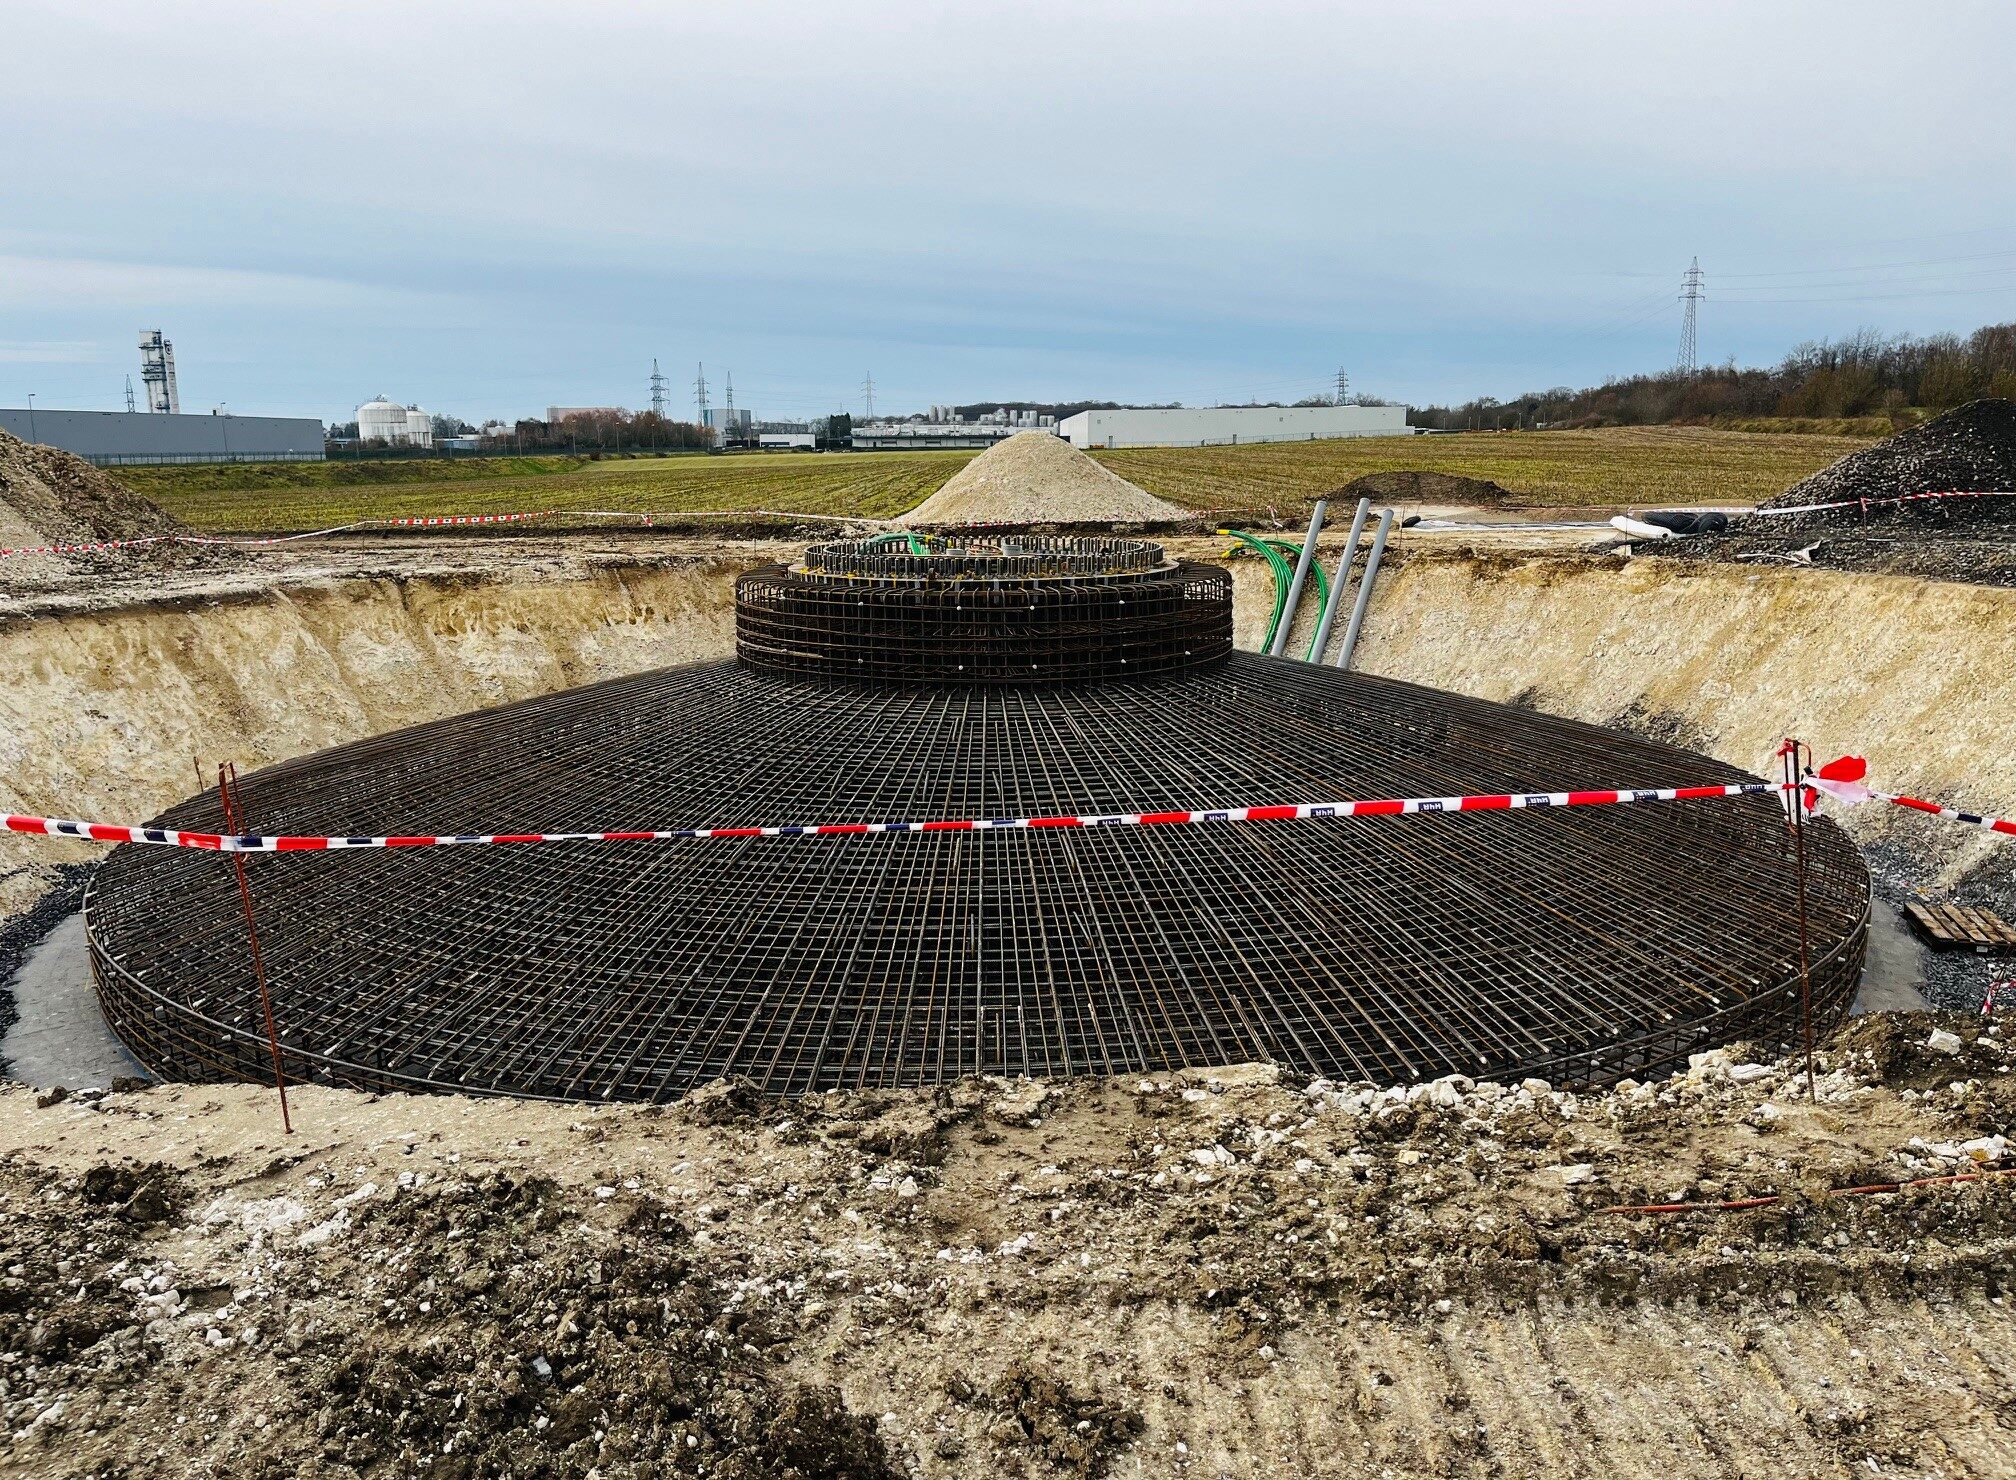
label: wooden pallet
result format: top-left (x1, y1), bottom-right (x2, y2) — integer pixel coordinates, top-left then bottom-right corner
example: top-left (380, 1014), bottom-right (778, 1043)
top-left (1904, 900), bottom-right (2016, 953)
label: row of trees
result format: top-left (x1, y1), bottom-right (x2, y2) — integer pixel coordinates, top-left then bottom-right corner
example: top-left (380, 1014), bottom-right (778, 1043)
top-left (504, 409), bottom-right (714, 452)
top-left (1411, 322), bottom-right (2016, 431)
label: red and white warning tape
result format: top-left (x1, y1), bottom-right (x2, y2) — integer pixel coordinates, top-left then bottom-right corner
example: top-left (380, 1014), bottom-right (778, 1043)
top-left (1748, 489), bottom-right (2016, 518)
top-left (2, 757), bottom-right (2008, 858)
top-left (0, 782), bottom-right (1776, 854)
top-left (1802, 756), bottom-right (2016, 838)
top-left (0, 506), bottom-right (888, 560)
top-left (0, 509), bottom-right (564, 558)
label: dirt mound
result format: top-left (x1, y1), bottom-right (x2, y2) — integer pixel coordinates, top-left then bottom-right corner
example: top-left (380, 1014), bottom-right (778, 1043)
top-left (1334, 470), bottom-right (1516, 505)
top-left (1751, 398), bottom-right (2016, 528)
top-left (0, 429), bottom-right (220, 583)
top-left (7, 1019), bottom-right (2016, 1475)
top-left (896, 433), bottom-right (1189, 527)
top-left (0, 428), bottom-right (193, 547)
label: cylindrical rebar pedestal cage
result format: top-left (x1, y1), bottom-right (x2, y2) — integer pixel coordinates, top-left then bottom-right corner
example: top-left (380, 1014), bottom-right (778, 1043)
top-left (84, 536), bottom-right (1870, 1103)
top-left (736, 535), bottom-right (1232, 685)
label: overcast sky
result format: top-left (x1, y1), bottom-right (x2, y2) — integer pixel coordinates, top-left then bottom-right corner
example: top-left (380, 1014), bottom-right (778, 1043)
top-left (4, 1), bottom-right (2013, 425)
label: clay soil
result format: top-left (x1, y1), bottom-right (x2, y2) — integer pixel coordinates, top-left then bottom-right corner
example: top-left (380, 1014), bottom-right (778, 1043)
top-left (4, 1016), bottom-right (2016, 1478)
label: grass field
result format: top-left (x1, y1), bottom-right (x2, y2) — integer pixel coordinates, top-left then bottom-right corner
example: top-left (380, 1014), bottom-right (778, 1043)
top-left (124, 451), bottom-right (974, 533)
top-left (1099, 426), bottom-right (1872, 512)
top-left (124, 428), bottom-right (1873, 533)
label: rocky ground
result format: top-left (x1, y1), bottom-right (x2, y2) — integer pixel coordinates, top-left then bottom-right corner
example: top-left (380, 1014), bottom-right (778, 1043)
top-left (1643, 400), bottom-right (2016, 588)
top-left (2, 1016), bottom-right (2015, 1478)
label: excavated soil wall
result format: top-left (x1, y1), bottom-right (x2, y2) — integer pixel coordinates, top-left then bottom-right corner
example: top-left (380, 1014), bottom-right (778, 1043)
top-left (3, 544), bottom-right (2012, 925)
top-left (1352, 550), bottom-right (2016, 887)
top-left (0, 557), bottom-right (741, 920)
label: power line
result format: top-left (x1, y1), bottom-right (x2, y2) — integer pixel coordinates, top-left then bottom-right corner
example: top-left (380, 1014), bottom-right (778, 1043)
top-left (649, 359), bottom-right (669, 418)
top-left (694, 362), bottom-right (709, 420)
top-left (1335, 367), bottom-right (1349, 405)
top-left (861, 371), bottom-right (875, 420)
top-left (1677, 257), bottom-right (1704, 373)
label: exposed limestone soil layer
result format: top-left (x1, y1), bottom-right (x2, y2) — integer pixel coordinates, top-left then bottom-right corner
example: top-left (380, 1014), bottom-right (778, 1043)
top-left (896, 433), bottom-right (1188, 527)
top-left (3, 1016), bottom-right (2016, 1477)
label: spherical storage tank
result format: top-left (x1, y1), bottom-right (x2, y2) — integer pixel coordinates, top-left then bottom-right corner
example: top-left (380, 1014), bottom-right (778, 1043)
top-left (357, 395), bottom-right (408, 444)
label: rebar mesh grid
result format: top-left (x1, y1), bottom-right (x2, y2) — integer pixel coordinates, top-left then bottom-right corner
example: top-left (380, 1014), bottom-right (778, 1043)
top-left (737, 561), bottom-right (1233, 684)
top-left (85, 652), bottom-right (1867, 1102)
top-left (802, 535), bottom-right (1170, 580)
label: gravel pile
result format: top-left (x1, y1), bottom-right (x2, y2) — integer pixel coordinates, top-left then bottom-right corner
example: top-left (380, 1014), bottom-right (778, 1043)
top-left (896, 433), bottom-right (1188, 527)
top-left (1749, 397), bottom-right (2016, 530)
top-left (0, 429), bottom-right (220, 584)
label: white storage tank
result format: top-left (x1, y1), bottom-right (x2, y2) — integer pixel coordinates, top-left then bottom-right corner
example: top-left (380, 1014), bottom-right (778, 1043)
top-left (405, 407), bottom-right (433, 448)
top-left (358, 395), bottom-right (408, 444)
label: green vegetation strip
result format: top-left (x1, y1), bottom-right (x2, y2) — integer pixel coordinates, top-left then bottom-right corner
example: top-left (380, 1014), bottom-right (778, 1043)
top-left (124, 427), bottom-right (1875, 535)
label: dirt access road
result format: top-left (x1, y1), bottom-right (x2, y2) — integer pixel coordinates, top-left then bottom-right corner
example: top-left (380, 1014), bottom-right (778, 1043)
top-left (3, 1015), bottom-right (2015, 1479)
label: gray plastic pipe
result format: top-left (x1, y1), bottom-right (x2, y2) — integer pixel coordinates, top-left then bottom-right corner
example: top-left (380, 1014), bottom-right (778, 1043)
top-left (1266, 498), bottom-right (1327, 657)
top-left (1333, 508), bottom-right (1396, 670)
top-left (1306, 497), bottom-right (1372, 663)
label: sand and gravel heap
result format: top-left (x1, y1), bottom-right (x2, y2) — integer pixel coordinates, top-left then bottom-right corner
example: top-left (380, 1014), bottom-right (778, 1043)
top-left (1750, 397), bottom-right (2016, 529)
top-left (896, 432), bottom-right (1188, 527)
top-left (5, 1013), bottom-right (2016, 1478)
top-left (0, 428), bottom-right (214, 584)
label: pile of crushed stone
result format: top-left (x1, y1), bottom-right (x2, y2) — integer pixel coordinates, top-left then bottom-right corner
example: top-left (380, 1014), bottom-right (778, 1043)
top-left (1748, 398), bottom-right (2016, 530)
top-left (1333, 470), bottom-right (1515, 506)
top-left (896, 433), bottom-right (1189, 528)
top-left (4, 1014), bottom-right (2016, 1477)
top-left (0, 428), bottom-right (219, 583)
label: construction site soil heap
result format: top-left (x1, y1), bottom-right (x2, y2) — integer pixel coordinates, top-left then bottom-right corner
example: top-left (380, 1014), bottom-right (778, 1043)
top-left (84, 535), bottom-right (1870, 1102)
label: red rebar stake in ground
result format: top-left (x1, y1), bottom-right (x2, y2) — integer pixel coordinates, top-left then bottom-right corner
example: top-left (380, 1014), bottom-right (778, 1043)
top-left (219, 762), bottom-right (292, 1135)
top-left (1780, 737), bottom-right (1818, 1102)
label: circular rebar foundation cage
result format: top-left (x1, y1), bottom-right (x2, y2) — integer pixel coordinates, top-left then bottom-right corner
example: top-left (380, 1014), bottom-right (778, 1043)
top-left (84, 645), bottom-right (1870, 1104)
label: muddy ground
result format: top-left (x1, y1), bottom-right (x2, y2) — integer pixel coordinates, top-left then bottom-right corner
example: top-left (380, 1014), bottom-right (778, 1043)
top-left (2, 1017), bottom-right (2015, 1478)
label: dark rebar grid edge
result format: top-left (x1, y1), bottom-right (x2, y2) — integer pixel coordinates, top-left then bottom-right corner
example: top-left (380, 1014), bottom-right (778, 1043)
top-left (82, 646), bottom-right (1871, 1103)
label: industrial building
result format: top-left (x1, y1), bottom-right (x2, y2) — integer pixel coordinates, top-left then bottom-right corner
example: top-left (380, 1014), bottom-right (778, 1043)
top-left (138, 330), bottom-right (180, 414)
top-left (702, 407), bottom-right (755, 436)
top-left (0, 406), bottom-right (324, 465)
top-left (86, 534), bottom-right (1866, 1103)
top-left (850, 421), bottom-right (1042, 451)
top-left (358, 396), bottom-right (433, 447)
top-left (1058, 404), bottom-right (1412, 449)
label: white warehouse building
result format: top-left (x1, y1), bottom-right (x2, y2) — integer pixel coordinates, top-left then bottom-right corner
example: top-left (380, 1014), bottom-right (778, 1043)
top-left (1057, 404), bottom-right (1411, 450)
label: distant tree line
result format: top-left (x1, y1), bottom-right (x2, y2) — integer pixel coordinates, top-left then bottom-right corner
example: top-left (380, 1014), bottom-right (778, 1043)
top-left (1411, 321), bottom-right (2016, 431)
top-left (507, 410), bottom-right (713, 452)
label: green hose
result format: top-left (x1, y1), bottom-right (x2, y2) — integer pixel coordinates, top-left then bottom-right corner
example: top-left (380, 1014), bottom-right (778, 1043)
top-left (1261, 540), bottom-right (1331, 660)
top-left (863, 530), bottom-right (930, 556)
top-left (1217, 529), bottom-right (1295, 652)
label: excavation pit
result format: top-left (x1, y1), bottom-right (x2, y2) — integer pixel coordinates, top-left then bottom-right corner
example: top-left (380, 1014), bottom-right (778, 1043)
top-left (81, 537), bottom-right (1870, 1101)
